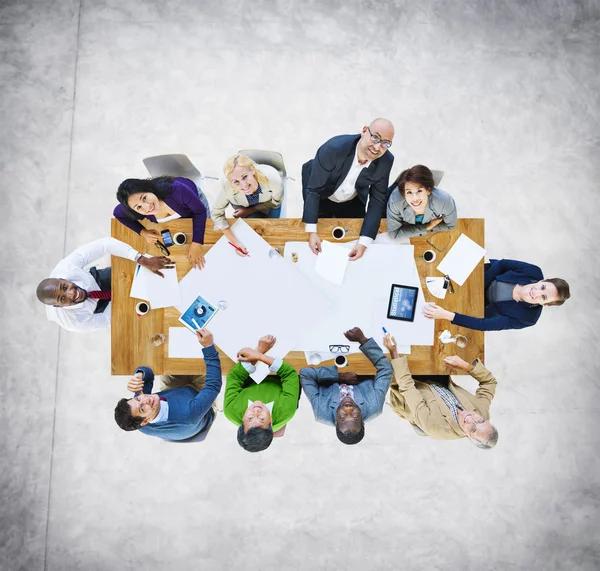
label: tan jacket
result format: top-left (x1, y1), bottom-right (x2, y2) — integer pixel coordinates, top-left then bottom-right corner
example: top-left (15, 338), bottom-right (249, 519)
top-left (389, 356), bottom-right (497, 440)
top-left (212, 164), bottom-right (283, 230)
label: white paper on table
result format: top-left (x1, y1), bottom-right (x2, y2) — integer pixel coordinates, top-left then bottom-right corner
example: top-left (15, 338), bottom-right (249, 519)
top-left (426, 277), bottom-right (448, 299)
top-left (314, 240), bottom-right (350, 285)
top-left (176, 220), bottom-right (331, 382)
top-left (285, 242), bottom-right (434, 350)
top-left (129, 262), bottom-right (181, 309)
top-left (168, 327), bottom-right (204, 359)
top-left (436, 233), bottom-right (486, 286)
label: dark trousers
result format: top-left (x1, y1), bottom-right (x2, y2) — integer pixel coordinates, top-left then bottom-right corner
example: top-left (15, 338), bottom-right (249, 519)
top-left (317, 195), bottom-right (366, 219)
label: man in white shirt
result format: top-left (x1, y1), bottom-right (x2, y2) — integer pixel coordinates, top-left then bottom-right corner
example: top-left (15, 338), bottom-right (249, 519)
top-left (301, 118), bottom-right (395, 261)
top-left (36, 237), bottom-right (173, 332)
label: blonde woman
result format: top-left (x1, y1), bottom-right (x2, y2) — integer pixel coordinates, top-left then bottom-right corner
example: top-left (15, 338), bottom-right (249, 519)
top-left (212, 154), bottom-right (283, 255)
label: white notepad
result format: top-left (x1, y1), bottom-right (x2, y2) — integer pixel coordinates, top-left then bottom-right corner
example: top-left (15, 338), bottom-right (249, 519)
top-left (314, 240), bottom-right (350, 285)
top-left (437, 234), bottom-right (486, 286)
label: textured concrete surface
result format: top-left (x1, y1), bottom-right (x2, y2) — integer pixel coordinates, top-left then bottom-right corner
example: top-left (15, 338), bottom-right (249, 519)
top-left (1, 1), bottom-right (599, 570)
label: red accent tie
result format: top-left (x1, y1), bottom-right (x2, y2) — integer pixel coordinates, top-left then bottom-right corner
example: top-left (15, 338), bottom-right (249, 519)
top-left (87, 290), bottom-right (111, 300)
top-left (160, 397), bottom-right (167, 402)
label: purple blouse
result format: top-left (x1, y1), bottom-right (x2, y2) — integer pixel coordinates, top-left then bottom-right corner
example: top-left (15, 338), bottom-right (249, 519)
top-left (113, 178), bottom-right (207, 244)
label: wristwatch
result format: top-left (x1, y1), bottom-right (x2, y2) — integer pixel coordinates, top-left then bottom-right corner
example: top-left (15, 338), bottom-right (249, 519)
top-left (134, 252), bottom-right (142, 263)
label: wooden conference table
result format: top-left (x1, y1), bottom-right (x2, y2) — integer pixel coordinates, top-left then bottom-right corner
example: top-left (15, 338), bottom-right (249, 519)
top-left (111, 218), bottom-right (484, 376)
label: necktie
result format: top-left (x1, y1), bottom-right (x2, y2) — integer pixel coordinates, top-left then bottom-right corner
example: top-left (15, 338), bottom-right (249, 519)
top-left (87, 290), bottom-right (111, 300)
top-left (160, 397), bottom-right (167, 402)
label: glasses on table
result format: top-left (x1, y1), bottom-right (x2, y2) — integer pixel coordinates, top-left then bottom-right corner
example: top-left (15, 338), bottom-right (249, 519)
top-left (366, 127), bottom-right (392, 149)
top-left (156, 240), bottom-right (171, 256)
top-left (426, 233), bottom-right (451, 253)
top-left (329, 345), bottom-right (350, 353)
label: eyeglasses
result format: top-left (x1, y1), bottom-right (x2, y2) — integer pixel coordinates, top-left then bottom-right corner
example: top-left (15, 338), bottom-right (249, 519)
top-left (426, 233), bottom-right (451, 253)
top-left (329, 345), bottom-right (350, 353)
top-left (367, 127), bottom-right (392, 149)
top-left (156, 241), bottom-right (170, 256)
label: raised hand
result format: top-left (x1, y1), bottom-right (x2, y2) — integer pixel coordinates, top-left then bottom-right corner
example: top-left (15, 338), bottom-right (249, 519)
top-left (127, 372), bottom-right (144, 394)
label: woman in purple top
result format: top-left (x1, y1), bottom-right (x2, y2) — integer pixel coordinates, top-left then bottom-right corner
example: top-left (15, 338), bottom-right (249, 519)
top-left (114, 177), bottom-right (209, 269)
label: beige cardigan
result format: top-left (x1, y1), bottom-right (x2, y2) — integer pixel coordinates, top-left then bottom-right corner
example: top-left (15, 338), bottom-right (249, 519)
top-left (212, 164), bottom-right (283, 230)
top-left (389, 356), bottom-right (497, 440)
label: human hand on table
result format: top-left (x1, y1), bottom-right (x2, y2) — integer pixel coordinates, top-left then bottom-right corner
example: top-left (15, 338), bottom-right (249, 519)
top-left (426, 217), bottom-right (443, 231)
top-left (195, 328), bottom-right (213, 347)
top-left (443, 355), bottom-right (474, 372)
top-left (308, 233), bottom-right (322, 255)
top-left (140, 229), bottom-right (161, 244)
top-left (188, 242), bottom-right (206, 270)
top-left (127, 372), bottom-right (144, 394)
top-left (348, 244), bottom-right (366, 261)
top-left (423, 303), bottom-right (454, 321)
top-left (230, 238), bottom-right (250, 257)
top-left (137, 255), bottom-right (174, 278)
top-left (344, 327), bottom-right (368, 345)
top-left (237, 347), bottom-right (262, 363)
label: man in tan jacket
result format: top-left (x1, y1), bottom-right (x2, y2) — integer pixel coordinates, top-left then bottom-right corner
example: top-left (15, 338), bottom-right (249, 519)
top-left (386, 334), bottom-right (498, 449)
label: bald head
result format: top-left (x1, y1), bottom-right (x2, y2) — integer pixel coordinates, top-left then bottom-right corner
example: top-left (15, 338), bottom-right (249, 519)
top-left (357, 118), bottom-right (394, 162)
top-left (36, 278), bottom-right (86, 307)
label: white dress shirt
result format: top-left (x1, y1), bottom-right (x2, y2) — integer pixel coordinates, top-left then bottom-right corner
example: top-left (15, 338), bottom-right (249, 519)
top-left (305, 146), bottom-right (373, 247)
top-left (46, 237), bottom-right (139, 332)
top-left (149, 400), bottom-right (169, 424)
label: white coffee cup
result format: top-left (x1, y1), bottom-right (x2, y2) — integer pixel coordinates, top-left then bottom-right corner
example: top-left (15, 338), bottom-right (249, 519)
top-left (173, 232), bottom-right (187, 245)
top-left (334, 354), bottom-right (348, 368)
top-left (135, 301), bottom-right (150, 316)
top-left (423, 250), bottom-right (436, 263)
top-left (308, 352), bottom-right (322, 366)
top-left (332, 226), bottom-right (346, 240)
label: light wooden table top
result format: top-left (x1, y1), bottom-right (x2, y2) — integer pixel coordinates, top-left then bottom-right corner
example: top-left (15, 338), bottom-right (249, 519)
top-left (111, 217), bottom-right (484, 376)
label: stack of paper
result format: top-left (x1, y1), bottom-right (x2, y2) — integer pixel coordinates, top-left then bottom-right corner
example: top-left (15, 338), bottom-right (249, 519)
top-left (130, 262), bottom-right (181, 309)
top-left (437, 234), bottom-right (486, 286)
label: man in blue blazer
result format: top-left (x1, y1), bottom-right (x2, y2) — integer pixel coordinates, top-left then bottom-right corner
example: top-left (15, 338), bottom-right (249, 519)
top-left (299, 327), bottom-right (393, 445)
top-left (423, 259), bottom-right (571, 331)
top-left (113, 328), bottom-right (222, 442)
top-left (302, 118), bottom-right (395, 262)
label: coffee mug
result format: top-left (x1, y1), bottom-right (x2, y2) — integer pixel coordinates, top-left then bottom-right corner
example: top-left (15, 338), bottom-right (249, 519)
top-left (135, 301), bottom-right (150, 316)
top-left (173, 232), bottom-right (187, 245)
top-left (334, 354), bottom-right (348, 368)
top-left (332, 227), bottom-right (347, 240)
top-left (423, 249), bottom-right (436, 263)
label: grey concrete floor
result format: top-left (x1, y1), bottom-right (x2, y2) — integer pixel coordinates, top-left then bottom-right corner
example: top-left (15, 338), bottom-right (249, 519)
top-left (1, 1), bottom-right (599, 570)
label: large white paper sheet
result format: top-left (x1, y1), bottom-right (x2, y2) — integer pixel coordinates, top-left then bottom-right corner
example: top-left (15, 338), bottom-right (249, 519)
top-left (436, 233), bottom-right (486, 286)
top-left (168, 327), bottom-right (204, 359)
top-left (129, 263), bottom-right (181, 309)
top-left (314, 240), bottom-right (350, 285)
top-left (176, 220), bottom-right (331, 382)
top-left (284, 242), bottom-right (434, 350)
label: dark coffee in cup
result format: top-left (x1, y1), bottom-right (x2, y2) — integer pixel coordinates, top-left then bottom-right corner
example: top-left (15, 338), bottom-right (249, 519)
top-left (138, 302), bottom-right (148, 312)
top-left (423, 251), bottom-right (434, 261)
top-left (174, 232), bottom-right (186, 245)
top-left (332, 227), bottom-right (345, 239)
top-left (335, 355), bottom-right (347, 367)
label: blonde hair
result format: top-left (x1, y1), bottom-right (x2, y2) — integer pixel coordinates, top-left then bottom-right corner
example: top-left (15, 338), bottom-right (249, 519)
top-left (223, 154), bottom-right (269, 189)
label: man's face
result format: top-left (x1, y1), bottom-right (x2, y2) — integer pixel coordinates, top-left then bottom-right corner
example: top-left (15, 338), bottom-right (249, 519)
top-left (243, 401), bottom-right (272, 431)
top-left (336, 397), bottom-right (362, 434)
top-left (358, 120), bottom-right (394, 161)
top-left (457, 409), bottom-right (493, 443)
top-left (52, 279), bottom-right (87, 307)
top-left (127, 394), bottom-right (161, 426)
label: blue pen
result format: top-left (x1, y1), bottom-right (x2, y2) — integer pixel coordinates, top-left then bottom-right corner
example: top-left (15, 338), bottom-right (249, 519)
top-left (382, 327), bottom-right (395, 347)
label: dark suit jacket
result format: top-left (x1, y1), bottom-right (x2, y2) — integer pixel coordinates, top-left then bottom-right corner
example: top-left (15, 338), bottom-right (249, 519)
top-left (136, 345), bottom-right (222, 441)
top-left (301, 134), bottom-right (394, 239)
top-left (452, 259), bottom-right (544, 331)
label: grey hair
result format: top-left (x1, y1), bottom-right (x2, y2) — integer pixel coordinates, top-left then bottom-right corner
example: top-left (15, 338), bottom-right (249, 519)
top-left (471, 423), bottom-right (499, 450)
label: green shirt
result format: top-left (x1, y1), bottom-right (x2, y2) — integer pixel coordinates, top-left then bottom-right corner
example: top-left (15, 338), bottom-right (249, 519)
top-left (224, 361), bottom-right (300, 432)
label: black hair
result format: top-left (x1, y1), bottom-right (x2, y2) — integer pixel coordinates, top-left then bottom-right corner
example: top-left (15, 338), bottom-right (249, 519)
top-left (336, 422), bottom-right (365, 445)
top-left (237, 424), bottom-right (274, 452)
top-left (395, 165), bottom-right (434, 197)
top-left (114, 398), bottom-right (144, 431)
top-left (116, 176), bottom-right (175, 220)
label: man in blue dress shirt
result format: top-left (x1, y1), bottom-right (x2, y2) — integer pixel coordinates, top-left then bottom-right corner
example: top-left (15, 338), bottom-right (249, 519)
top-left (113, 328), bottom-right (221, 442)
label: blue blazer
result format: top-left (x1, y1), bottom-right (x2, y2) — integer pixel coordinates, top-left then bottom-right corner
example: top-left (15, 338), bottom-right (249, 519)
top-left (299, 338), bottom-right (393, 426)
top-left (136, 345), bottom-right (222, 441)
top-left (452, 259), bottom-right (544, 331)
top-left (301, 134), bottom-right (394, 239)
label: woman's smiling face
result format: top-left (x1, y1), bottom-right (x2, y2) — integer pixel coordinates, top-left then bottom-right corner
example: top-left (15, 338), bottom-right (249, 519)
top-left (403, 181), bottom-right (431, 212)
top-left (127, 191), bottom-right (160, 215)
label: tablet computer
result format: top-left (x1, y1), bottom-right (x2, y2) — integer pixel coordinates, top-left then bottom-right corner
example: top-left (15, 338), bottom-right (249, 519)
top-left (387, 284), bottom-right (419, 322)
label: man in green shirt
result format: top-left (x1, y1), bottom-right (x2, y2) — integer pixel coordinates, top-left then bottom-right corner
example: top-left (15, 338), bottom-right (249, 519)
top-left (224, 335), bottom-right (301, 453)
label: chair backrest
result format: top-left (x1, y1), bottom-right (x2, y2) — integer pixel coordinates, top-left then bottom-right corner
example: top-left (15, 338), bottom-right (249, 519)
top-left (431, 169), bottom-right (444, 187)
top-left (143, 154), bottom-right (202, 181)
top-left (237, 149), bottom-right (287, 178)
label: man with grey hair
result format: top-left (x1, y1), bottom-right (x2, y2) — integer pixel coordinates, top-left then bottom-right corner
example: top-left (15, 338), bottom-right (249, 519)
top-left (386, 334), bottom-right (498, 448)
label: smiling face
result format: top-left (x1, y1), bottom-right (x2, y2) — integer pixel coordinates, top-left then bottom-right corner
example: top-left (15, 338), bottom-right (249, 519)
top-left (336, 397), bottom-right (362, 433)
top-left (357, 119), bottom-right (394, 162)
top-left (243, 401), bottom-right (272, 431)
top-left (517, 281), bottom-right (559, 306)
top-left (457, 408), bottom-right (493, 442)
top-left (227, 165), bottom-right (259, 195)
top-left (403, 181), bottom-right (431, 213)
top-left (127, 393), bottom-right (161, 426)
top-left (127, 191), bottom-right (160, 216)
top-left (45, 279), bottom-right (87, 307)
